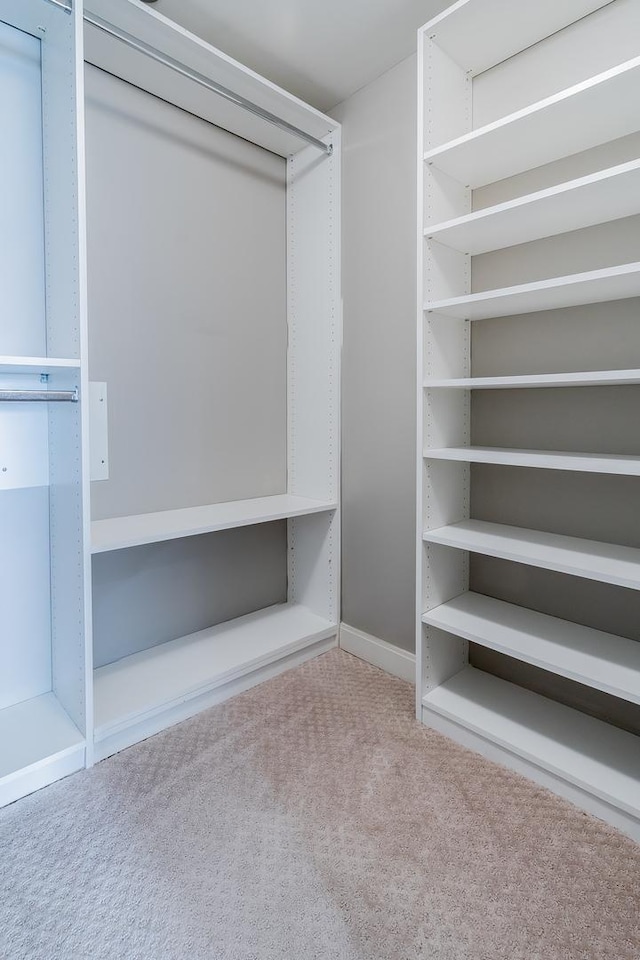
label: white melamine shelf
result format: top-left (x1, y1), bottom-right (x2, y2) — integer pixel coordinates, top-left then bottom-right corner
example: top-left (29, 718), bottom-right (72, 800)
top-left (0, 356), bottom-right (80, 375)
top-left (0, 693), bottom-right (84, 781)
top-left (424, 446), bottom-right (640, 476)
top-left (424, 369), bottom-right (640, 389)
top-left (422, 666), bottom-right (640, 819)
top-left (91, 494), bottom-right (337, 553)
top-left (423, 57), bottom-right (640, 187)
top-left (424, 0), bottom-right (607, 77)
top-left (423, 520), bottom-right (640, 590)
top-left (425, 160), bottom-right (640, 255)
top-left (94, 602), bottom-right (337, 741)
top-left (423, 592), bottom-right (640, 704)
top-left (426, 262), bottom-right (640, 321)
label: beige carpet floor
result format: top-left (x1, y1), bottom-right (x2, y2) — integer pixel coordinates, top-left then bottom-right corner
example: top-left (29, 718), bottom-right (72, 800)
top-left (1, 649), bottom-right (639, 960)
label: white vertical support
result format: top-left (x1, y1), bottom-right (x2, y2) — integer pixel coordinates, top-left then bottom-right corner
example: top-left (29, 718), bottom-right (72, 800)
top-left (39, 0), bottom-right (81, 361)
top-left (48, 369), bottom-right (85, 733)
top-left (74, 0), bottom-right (95, 760)
top-left (287, 130), bottom-right (340, 503)
top-left (44, 0), bottom-right (89, 745)
top-left (418, 29), bottom-right (472, 707)
top-left (287, 128), bottom-right (340, 627)
top-left (288, 511), bottom-right (338, 624)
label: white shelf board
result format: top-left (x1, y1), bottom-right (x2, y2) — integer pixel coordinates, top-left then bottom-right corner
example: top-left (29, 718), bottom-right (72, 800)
top-left (0, 356), bottom-right (80, 375)
top-left (94, 602), bottom-right (337, 740)
top-left (84, 0), bottom-right (337, 158)
top-left (91, 494), bottom-right (337, 553)
top-left (422, 666), bottom-right (640, 819)
top-left (425, 160), bottom-right (640, 255)
top-left (424, 369), bottom-right (640, 389)
top-left (422, 0), bottom-right (608, 76)
top-left (423, 592), bottom-right (640, 704)
top-left (423, 520), bottom-right (640, 590)
top-left (423, 57), bottom-right (640, 187)
top-left (424, 446), bottom-right (640, 476)
top-left (426, 262), bottom-right (640, 321)
top-left (0, 692), bottom-right (84, 781)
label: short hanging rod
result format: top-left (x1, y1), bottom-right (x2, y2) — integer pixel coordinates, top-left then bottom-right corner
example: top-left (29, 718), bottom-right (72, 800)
top-left (0, 389), bottom-right (78, 403)
top-left (42, 0), bottom-right (72, 13)
top-left (83, 12), bottom-right (332, 156)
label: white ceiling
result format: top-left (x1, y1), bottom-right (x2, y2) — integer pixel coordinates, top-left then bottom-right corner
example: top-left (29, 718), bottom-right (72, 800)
top-left (142, 0), bottom-right (450, 113)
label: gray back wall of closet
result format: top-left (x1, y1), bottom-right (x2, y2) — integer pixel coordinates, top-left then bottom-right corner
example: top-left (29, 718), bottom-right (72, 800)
top-left (85, 66), bottom-right (288, 664)
top-left (86, 65), bottom-right (287, 520)
top-left (330, 56), bottom-right (418, 652)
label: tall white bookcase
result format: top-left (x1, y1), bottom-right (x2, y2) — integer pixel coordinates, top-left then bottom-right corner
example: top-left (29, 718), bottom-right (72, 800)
top-left (0, 0), bottom-right (340, 802)
top-left (417, 0), bottom-right (640, 840)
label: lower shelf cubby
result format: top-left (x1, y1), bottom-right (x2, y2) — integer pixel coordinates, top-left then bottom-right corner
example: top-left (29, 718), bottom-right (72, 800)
top-left (0, 693), bottom-right (85, 807)
top-left (421, 666), bottom-right (640, 840)
top-left (93, 602), bottom-right (337, 761)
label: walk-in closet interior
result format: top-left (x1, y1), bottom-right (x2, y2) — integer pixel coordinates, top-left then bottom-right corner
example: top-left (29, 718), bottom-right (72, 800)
top-left (1, 0), bottom-right (639, 845)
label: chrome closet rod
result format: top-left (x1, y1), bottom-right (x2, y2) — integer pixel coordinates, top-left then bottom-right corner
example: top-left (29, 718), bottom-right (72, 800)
top-left (83, 12), bottom-right (333, 155)
top-left (0, 389), bottom-right (78, 402)
top-left (43, 0), bottom-right (72, 13)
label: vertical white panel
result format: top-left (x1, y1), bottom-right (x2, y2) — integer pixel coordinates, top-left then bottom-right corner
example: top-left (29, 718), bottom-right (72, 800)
top-left (44, 0), bottom-right (88, 735)
top-left (287, 132), bottom-right (341, 503)
top-left (40, 1), bottom-right (81, 360)
top-left (287, 130), bottom-right (340, 629)
top-left (288, 511), bottom-right (339, 625)
top-left (89, 381), bottom-right (108, 481)
top-left (49, 369), bottom-right (86, 732)
top-left (74, 0), bottom-right (95, 755)
top-left (418, 21), bottom-right (472, 710)
top-left (0, 20), bottom-right (46, 356)
top-left (422, 625), bottom-right (467, 695)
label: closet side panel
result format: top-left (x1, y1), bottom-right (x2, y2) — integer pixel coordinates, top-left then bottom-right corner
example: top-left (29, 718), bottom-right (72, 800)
top-left (85, 65), bottom-right (287, 520)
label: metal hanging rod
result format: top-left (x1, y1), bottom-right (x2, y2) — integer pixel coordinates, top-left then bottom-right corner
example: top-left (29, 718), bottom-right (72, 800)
top-left (0, 388), bottom-right (78, 403)
top-left (43, 0), bottom-right (72, 13)
top-left (83, 12), bottom-right (332, 156)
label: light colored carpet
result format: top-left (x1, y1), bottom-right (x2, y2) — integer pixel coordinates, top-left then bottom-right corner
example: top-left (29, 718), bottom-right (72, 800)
top-left (1, 649), bottom-right (639, 960)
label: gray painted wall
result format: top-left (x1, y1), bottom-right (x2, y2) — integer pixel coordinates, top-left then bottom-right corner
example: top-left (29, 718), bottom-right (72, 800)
top-left (85, 66), bottom-right (288, 665)
top-left (85, 65), bottom-right (287, 521)
top-left (330, 56), bottom-right (418, 653)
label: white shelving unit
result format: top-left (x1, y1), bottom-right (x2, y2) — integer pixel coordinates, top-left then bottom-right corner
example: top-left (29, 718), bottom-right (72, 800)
top-left (418, 0), bottom-right (640, 840)
top-left (0, 0), bottom-right (90, 807)
top-left (83, 0), bottom-right (341, 761)
top-left (0, 0), bottom-right (340, 801)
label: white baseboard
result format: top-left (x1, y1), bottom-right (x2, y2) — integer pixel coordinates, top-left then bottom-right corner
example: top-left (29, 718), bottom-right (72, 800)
top-left (339, 623), bottom-right (415, 683)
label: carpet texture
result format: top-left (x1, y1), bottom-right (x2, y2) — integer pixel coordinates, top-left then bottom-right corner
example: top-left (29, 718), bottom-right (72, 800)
top-left (1, 649), bottom-right (639, 960)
